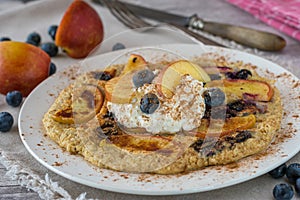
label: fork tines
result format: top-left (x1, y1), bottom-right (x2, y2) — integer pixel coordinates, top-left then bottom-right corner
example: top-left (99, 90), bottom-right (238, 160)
top-left (101, 0), bottom-right (152, 29)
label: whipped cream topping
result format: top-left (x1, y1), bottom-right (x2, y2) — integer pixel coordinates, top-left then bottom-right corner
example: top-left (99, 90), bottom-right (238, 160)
top-left (107, 75), bottom-right (206, 134)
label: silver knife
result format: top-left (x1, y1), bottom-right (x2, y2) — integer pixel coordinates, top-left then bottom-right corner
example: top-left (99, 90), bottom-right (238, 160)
top-left (94, 0), bottom-right (286, 51)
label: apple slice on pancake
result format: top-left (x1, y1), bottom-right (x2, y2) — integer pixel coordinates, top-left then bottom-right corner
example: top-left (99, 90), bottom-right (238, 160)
top-left (205, 79), bottom-right (274, 102)
top-left (51, 84), bottom-right (104, 124)
top-left (193, 114), bottom-right (256, 139)
top-left (156, 60), bottom-right (211, 98)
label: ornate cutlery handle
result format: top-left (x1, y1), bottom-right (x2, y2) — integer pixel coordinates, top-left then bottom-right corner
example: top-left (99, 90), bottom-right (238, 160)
top-left (189, 15), bottom-right (286, 51)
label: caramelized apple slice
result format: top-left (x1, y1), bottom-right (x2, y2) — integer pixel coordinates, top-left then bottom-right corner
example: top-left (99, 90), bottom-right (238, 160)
top-left (122, 54), bottom-right (147, 74)
top-left (157, 60), bottom-right (211, 98)
top-left (104, 74), bottom-right (136, 104)
top-left (100, 133), bottom-right (197, 173)
top-left (194, 114), bottom-right (256, 139)
top-left (107, 134), bottom-right (173, 152)
top-left (51, 84), bottom-right (103, 124)
top-left (50, 107), bottom-right (74, 124)
top-left (206, 79), bottom-right (274, 102)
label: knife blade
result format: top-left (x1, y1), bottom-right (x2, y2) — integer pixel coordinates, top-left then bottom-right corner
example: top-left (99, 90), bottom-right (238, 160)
top-left (169, 23), bottom-right (226, 47)
top-left (94, 0), bottom-right (225, 47)
top-left (94, 0), bottom-right (286, 51)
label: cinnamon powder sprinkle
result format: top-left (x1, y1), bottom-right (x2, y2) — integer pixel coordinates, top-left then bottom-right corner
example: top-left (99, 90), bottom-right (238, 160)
top-left (120, 174), bottom-right (129, 179)
top-left (52, 162), bottom-right (63, 166)
top-left (293, 81), bottom-right (300, 88)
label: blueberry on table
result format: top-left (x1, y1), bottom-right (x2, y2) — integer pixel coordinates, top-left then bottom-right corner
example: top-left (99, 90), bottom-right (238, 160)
top-left (269, 163), bottom-right (287, 179)
top-left (132, 69), bottom-right (155, 88)
top-left (26, 32), bottom-right (41, 46)
top-left (140, 93), bottom-right (159, 114)
top-left (273, 183), bottom-right (294, 200)
top-left (48, 25), bottom-right (58, 41)
top-left (0, 112), bottom-right (14, 132)
top-left (49, 62), bottom-right (57, 76)
top-left (295, 178), bottom-right (300, 195)
top-left (286, 163), bottom-right (300, 183)
top-left (112, 42), bottom-right (126, 51)
top-left (41, 42), bottom-right (58, 57)
top-left (6, 91), bottom-right (23, 107)
top-left (204, 87), bottom-right (225, 107)
top-left (0, 37), bottom-right (11, 41)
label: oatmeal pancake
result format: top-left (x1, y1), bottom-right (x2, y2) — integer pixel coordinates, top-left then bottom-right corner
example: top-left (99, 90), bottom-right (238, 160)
top-left (42, 54), bottom-right (282, 174)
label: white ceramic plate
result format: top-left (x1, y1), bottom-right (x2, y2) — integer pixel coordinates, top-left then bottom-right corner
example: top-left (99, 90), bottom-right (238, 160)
top-left (19, 44), bottom-right (300, 195)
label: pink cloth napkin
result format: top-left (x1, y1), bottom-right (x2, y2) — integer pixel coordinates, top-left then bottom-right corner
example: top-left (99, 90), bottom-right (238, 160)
top-left (227, 0), bottom-right (300, 41)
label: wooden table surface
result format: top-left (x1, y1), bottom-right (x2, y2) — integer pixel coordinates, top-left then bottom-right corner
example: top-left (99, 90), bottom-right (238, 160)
top-left (0, 163), bottom-right (41, 200)
top-left (0, 1), bottom-right (41, 199)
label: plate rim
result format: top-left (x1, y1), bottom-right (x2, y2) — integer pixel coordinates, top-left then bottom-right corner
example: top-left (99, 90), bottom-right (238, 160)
top-left (18, 43), bottom-right (300, 195)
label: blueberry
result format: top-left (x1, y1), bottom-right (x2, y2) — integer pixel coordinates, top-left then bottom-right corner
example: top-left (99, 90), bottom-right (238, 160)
top-left (204, 88), bottom-right (225, 107)
top-left (26, 32), bottom-right (41, 46)
top-left (269, 163), bottom-right (287, 179)
top-left (0, 112), bottom-right (14, 132)
top-left (225, 72), bottom-right (236, 79)
top-left (140, 93), bottom-right (159, 114)
top-left (208, 74), bottom-right (221, 80)
top-left (41, 42), bottom-right (58, 57)
top-left (112, 43), bottom-right (125, 51)
top-left (132, 69), bottom-right (155, 88)
top-left (228, 100), bottom-right (245, 112)
top-left (225, 69), bottom-right (252, 80)
top-left (236, 69), bottom-right (252, 79)
top-left (295, 178), bottom-right (300, 195)
top-left (49, 62), bottom-right (56, 76)
top-left (48, 25), bottom-right (58, 41)
top-left (94, 71), bottom-right (112, 81)
top-left (0, 37), bottom-right (11, 42)
top-left (286, 163), bottom-right (300, 183)
top-left (6, 91), bottom-right (23, 107)
top-left (273, 183), bottom-right (294, 200)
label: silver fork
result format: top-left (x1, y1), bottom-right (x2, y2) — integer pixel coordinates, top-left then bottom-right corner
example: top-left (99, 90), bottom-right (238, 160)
top-left (100, 0), bottom-right (224, 47)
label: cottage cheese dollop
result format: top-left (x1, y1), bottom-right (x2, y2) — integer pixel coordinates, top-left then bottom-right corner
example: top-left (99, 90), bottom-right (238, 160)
top-left (107, 75), bottom-right (206, 134)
